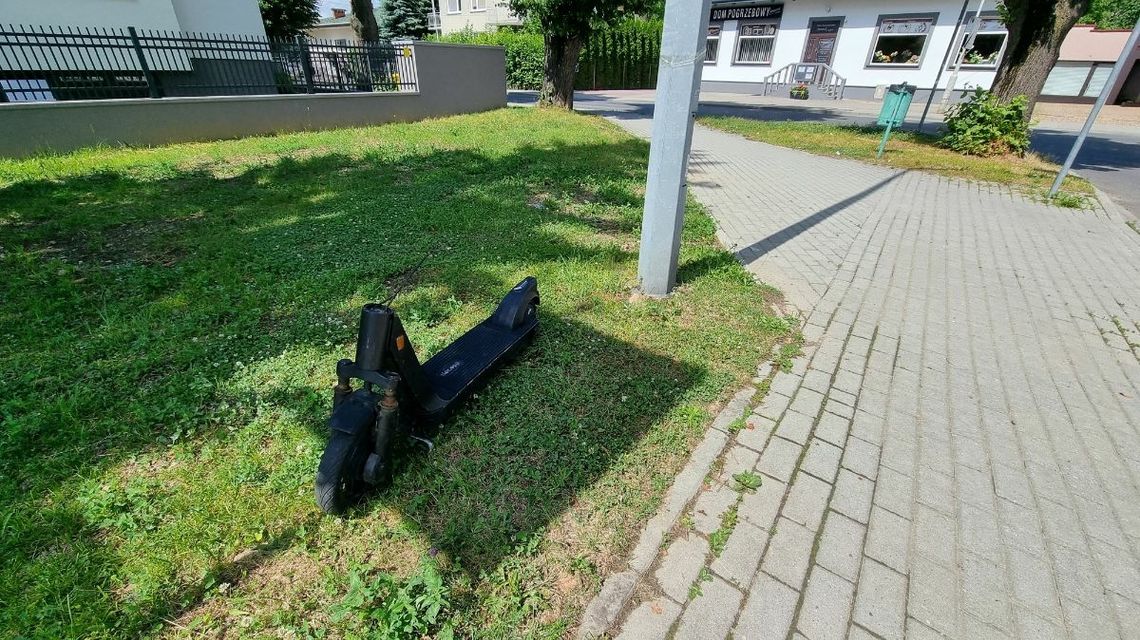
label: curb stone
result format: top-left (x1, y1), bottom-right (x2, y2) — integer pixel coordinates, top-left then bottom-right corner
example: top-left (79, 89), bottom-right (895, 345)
top-left (576, 386), bottom-right (756, 639)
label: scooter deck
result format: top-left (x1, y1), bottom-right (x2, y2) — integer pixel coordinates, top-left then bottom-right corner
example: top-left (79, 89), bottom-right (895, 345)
top-left (421, 316), bottom-right (536, 404)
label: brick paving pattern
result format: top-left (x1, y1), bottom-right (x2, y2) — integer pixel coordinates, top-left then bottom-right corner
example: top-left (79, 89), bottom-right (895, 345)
top-left (582, 110), bottom-right (1140, 639)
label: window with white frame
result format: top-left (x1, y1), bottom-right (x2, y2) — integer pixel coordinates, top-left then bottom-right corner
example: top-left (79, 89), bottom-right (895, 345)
top-left (869, 14), bottom-right (936, 65)
top-left (705, 24), bottom-right (722, 63)
top-left (446, 0), bottom-right (461, 13)
top-left (957, 15), bottom-right (1007, 68)
top-left (471, 0), bottom-right (484, 10)
top-left (734, 22), bottom-right (777, 64)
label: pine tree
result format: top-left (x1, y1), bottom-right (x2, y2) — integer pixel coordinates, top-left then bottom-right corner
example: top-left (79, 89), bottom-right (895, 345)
top-left (379, 0), bottom-right (433, 40)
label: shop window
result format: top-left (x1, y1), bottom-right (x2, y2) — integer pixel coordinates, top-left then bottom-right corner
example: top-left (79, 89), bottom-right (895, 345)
top-left (1083, 64), bottom-right (1113, 97)
top-left (1043, 62), bottom-right (1094, 96)
top-left (869, 15), bottom-right (936, 66)
top-left (958, 15), bottom-right (1007, 67)
top-left (735, 22), bottom-right (777, 64)
top-left (706, 24), bottom-right (721, 63)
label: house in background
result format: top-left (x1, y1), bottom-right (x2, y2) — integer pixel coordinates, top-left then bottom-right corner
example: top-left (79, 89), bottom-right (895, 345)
top-left (701, 0), bottom-right (1004, 101)
top-left (308, 5), bottom-right (442, 42)
top-left (438, 0), bottom-right (522, 34)
top-left (308, 7), bottom-right (368, 43)
top-left (1042, 24), bottom-right (1140, 105)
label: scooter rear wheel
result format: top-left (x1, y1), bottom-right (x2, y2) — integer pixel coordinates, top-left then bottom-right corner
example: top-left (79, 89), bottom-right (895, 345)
top-left (315, 430), bottom-right (370, 515)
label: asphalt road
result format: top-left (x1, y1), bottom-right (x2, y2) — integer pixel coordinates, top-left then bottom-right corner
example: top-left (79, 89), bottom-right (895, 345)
top-left (1030, 125), bottom-right (1140, 219)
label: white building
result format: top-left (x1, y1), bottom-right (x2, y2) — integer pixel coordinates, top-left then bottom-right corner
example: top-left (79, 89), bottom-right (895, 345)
top-left (702, 0), bottom-right (1005, 101)
top-left (308, 7), bottom-right (370, 43)
top-left (0, 0), bottom-right (271, 101)
top-left (1, 0), bottom-right (268, 36)
top-left (437, 0), bottom-right (522, 34)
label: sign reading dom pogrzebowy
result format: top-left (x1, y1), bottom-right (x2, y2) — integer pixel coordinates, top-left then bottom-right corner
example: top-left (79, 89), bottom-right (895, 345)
top-left (710, 3), bottom-right (784, 21)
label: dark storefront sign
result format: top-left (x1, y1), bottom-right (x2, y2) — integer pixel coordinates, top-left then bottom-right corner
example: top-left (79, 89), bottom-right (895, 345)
top-left (710, 3), bottom-right (784, 22)
top-left (810, 20), bottom-right (841, 35)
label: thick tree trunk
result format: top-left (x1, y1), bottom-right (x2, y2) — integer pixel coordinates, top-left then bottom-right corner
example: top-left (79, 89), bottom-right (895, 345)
top-left (991, 0), bottom-right (1088, 117)
top-left (351, 0), bottom-right (380, 42)
top-left (540, 34), bottom-right (584, 109)
top-left (350, 0), bottom-right (384, 91)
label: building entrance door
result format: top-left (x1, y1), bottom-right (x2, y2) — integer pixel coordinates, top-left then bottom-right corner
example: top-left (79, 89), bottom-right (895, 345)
top-left (803, 18), bottom-right (842, 65)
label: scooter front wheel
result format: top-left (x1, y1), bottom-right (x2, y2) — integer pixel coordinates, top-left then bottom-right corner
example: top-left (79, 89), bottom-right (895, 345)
top-left (315, 430), bottom-right (370, 515)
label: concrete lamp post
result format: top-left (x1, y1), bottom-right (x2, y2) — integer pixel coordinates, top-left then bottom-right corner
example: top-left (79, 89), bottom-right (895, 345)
top-left (636, 0), bottom-right (715, 297)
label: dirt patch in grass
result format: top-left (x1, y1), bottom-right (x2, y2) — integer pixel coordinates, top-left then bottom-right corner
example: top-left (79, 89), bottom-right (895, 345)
top-left (167, 548), bottom-right (330, 638)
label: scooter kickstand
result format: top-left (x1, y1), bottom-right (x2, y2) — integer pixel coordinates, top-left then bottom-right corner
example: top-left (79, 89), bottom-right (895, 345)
top-left (408, 434), bottom-right (434, 453)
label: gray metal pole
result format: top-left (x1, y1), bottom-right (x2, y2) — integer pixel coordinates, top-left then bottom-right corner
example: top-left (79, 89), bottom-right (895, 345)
top-left (637, 0), bottom-right (713, 296)
top-left (1048, 16), bottom-right (1140, 198)
top-left (918, 0), bottom-right (971, 130)
top-left (940, 0), bottom-right (986, 112)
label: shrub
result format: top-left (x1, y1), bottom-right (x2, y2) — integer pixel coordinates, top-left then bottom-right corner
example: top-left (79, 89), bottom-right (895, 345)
top-left (940, 88), bottom-right (1031, 157)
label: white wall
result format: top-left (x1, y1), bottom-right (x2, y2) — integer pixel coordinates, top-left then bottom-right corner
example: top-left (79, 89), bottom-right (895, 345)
top-left (0, 0), bottom-right (183, 30)
top-left (0, 0), bottom-right (266, 36)
top-left (438, 2), bottom-right (520, 34)
top-left (0, 0), bottom-right (268, 74)
top-left (170, 0), bottom-right (267, 36)
top-left (703, 0), bottom-right (999, 92)
top-left (307, 23), bottom-right (359, 42)
top-left (0, 42), bottom-right (508, 158)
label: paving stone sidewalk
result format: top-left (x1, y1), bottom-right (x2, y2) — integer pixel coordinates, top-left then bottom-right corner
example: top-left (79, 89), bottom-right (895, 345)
top-left (578, 103), bottom-right (1140, 639)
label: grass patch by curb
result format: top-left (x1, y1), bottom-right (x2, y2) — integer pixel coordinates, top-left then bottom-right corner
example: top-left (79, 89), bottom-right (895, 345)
top-left (0, 107), bottom-right (789, 638)
top-left (698, 116), bottom-right (1095, 207)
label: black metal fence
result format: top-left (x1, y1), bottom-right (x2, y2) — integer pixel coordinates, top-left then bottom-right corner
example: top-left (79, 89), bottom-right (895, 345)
top-left (0, 25), bottom-right (418, 102)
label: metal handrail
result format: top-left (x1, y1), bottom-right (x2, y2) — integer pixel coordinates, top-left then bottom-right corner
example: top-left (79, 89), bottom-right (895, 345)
top-left (762, 62), bottom-right (846, 100)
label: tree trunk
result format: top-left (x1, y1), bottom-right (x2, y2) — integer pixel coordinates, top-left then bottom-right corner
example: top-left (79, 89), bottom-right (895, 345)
top-left (991, 0), bottom-right (1088, 117)
top-left (540, 34), bottom-right (584, 109)
top-left (351, 0), bottom-right (380, 42)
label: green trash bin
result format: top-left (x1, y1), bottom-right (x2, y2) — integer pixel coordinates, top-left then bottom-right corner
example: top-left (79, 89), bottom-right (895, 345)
top-left (875, 82), bottom-right (915, 157)
top-left (877, 82), bottom-right (915, 127)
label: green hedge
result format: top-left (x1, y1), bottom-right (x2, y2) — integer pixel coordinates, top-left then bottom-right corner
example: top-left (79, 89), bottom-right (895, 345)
top-left (430, 28), bottom-right (545, 89)
top-left (578, 19), bottom-right (662, 90)
top-left (431, 19), bottom-right (662, 91)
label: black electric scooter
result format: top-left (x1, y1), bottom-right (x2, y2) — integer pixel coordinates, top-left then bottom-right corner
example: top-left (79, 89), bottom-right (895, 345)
top-left (315, 276), bottom-right (540, 514)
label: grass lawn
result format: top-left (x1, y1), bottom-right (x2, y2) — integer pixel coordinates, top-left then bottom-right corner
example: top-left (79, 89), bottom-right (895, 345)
top-left (0, 108), bottom-right (792, 638)
top-left (698, 116), bottom-right (1095, 207)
